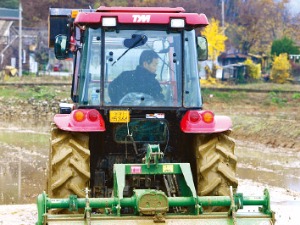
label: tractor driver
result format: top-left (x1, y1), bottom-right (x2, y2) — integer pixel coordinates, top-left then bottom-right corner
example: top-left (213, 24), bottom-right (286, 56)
top-left (108, 50), bottom-right (164, 104)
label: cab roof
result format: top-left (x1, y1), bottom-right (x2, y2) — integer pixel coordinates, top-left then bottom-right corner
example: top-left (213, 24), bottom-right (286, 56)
top-left (74, 6), bottom-right (209, 28)
top-left (96, 6), bottom-right (185, 13)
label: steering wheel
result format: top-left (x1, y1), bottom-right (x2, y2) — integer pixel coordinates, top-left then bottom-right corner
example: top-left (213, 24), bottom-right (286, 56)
top-left (119, 92), bottom-right (156, 106)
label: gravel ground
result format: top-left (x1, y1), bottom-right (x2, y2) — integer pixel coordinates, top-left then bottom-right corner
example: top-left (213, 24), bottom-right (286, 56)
top-left (0, 204), bottom-right (37, 225)
top-left (237, 179), bottom-right (300, 225)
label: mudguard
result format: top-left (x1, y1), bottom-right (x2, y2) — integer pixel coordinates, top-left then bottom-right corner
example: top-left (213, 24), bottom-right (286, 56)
top-left (180, 110), bottom-right (232, 133)
top-left (53, 109), bottom-right (106, 132)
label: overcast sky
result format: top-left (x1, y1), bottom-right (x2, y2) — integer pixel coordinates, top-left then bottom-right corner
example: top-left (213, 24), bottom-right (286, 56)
top-left (288, 0), bottom-right (300, 14)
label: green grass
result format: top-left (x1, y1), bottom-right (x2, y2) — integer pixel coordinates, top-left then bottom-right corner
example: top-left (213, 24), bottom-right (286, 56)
top-left (201, 89), bottom-right (247, 103)
top-left (202, 82), bottom-right (300, 108)
top-left (293, 93), bottom-right (300, 99)
top-left (0, 85), bottom-right (70, 101)
top-left (268, 92), bottom-right (288, 107)
top-left (223, 82), bottom-right (300, 92)
top-left (27, 86), bottom-right (56, 100)
top-left (0, 87), bottom-right (17, 98)
top-left (0, 74), bottom-right (71, 101)
top-left (5, 74), bottom-right (72, 83)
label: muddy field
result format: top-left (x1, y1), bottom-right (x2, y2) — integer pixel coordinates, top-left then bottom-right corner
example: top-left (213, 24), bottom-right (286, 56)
top-left (0, 83), bottom-right (299, 224)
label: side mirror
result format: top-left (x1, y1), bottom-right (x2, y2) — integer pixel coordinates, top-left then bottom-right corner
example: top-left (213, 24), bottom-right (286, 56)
top-left (197, 36), bottom-right (208, 61)
top-left (54, 34), bottom-right (69, 60)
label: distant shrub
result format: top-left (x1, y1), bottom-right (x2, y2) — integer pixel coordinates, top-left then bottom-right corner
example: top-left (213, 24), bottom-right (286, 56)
top-left (292, 93), bottom-right (300, 100)
top-left (269, 92), bottom-right (287, 106)
top-left (244, 58), bottom-right (261, 80)
top-left (271, 53), bottom-right (291, 84)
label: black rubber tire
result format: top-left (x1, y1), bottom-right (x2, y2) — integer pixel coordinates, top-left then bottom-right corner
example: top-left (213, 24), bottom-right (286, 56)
top-left (194, 131), bottom-right (238, 198)
top-left (47, 123), bottom-right (90, 199)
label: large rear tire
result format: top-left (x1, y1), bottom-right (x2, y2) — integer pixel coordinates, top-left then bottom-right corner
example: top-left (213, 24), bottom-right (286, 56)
top-left (47, 123), bottom-right (90, 199)
top-left (194, 131), bottom-right (238, 198)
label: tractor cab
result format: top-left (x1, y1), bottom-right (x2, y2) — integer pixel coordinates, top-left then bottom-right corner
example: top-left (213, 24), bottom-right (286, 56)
top-left (53, 7), bottom-right (208, 109)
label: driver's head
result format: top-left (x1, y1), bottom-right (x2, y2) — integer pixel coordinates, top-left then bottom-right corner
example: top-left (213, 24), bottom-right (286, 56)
top-left (139, 50), bottom-right (159, 74)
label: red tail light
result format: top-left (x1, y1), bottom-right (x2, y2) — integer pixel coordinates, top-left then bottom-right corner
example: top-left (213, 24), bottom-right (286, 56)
top-left (180, 110), bottom-right (230, 133)
top-left (189, 111), bottom-right (201, 123)
top-left (55, 109), bottom-right (106, 132)
top-left (87, 110), bottom-right (99, 122)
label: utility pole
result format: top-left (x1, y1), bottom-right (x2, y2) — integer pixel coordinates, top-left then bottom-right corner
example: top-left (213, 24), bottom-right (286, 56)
top-left (222, 0), bottom-right (225, 33)
top-left (18, 2), bottom-right (23, 77)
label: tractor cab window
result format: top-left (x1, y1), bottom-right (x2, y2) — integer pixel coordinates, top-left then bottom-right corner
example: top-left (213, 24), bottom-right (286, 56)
top-left (183, 30), bottom-right (202, 107)
top-left (104, 30), bottom-right (182, 107)
top-left (78, 28), bottom-right (202, 108)
top-left (79, 29), bottom-right (102, 105)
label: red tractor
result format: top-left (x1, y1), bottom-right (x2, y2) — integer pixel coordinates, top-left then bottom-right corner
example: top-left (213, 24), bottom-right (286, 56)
top-left (36, 6), bottom-right (274, 225)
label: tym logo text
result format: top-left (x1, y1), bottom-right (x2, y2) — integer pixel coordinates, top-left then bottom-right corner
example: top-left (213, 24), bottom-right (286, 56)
top-left (132, 15), bottom-right (151, 23)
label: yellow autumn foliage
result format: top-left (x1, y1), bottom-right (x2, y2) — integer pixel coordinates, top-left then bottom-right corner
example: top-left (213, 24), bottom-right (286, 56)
top-left (244, 58), bottom-right (261, 80)
top-left (200, 77), bottom-right (218, 86)
top-left (271, 53), bottom-right (291, 84)
top-left (202, 18), bottom-right (227, 61)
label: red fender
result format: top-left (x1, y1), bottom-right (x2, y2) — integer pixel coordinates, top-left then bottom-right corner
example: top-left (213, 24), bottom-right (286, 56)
top-left (180, 110), bottom-right (232, 133)
top-left (54, 109), bottom-right (106, 132)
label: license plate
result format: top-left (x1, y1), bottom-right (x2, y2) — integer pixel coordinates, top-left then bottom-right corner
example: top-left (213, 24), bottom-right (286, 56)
top-left (109, 110), bottom-right (130, 123)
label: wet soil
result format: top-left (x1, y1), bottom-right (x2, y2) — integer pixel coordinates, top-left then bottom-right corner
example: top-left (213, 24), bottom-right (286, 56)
top-left (0, 85), bottom-right (299, 225)
top-left (203, 91), bottom-right (300, 151)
